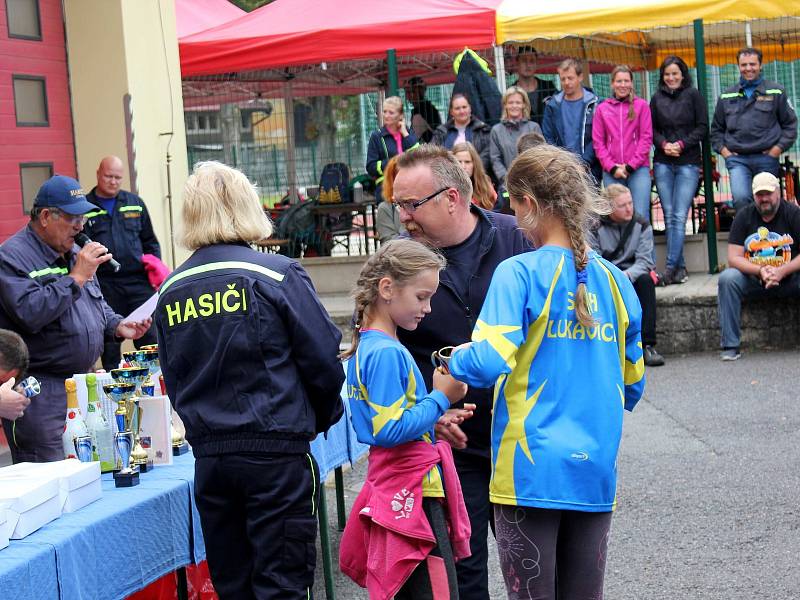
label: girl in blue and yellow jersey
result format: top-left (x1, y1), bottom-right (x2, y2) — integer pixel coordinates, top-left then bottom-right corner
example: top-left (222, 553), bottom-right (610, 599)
top-left (338, 239), bottom-right (470, 600)
top-left (448, 145), bottom-right (645, 600)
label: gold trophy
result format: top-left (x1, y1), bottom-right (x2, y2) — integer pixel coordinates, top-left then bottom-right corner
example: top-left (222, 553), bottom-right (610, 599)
top-left (126, 345), bottom-right (189, 456)
top-left (102, 381), bottom-right (140, 487)
top-left (110, 367), bottom-right (151, 472)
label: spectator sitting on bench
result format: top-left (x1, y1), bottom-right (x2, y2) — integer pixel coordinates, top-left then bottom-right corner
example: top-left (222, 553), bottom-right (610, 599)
top-left (588, 184), bottom-right (665, 366)
top-left (717, 172), bottom-right (800, 361)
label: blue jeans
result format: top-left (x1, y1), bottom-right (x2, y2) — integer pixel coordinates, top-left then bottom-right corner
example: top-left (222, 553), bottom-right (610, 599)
top-left (603, 166), bottom-right (652, 222)
top-left (724, 154), bottom-right (780, 211)
top-left (654, 162), bottom-right (700, 270)
top-left (717, 269), bottom-right (800, 348)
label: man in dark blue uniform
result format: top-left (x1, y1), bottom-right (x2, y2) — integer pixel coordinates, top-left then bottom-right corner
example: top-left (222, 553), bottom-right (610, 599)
top-left (0, 175), bottom-right (151, 462)
top-left (83, 156), bottom-right (161, 371)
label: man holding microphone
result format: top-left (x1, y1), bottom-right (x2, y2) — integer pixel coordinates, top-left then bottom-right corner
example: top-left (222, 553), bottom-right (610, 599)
top-left (0, 175), bottom-right (150, 463)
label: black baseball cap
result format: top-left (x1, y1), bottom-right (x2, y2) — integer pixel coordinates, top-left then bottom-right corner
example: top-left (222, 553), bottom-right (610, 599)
top-left (34, 176), bottom-right (96, 215)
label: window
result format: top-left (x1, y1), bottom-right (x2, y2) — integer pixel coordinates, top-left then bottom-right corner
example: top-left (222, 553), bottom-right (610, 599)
top-left (184, 111), bottom-right (220, 134)
top-left (19, 162), bottom-right (52, 214)
top-left (13, 75), bottom-right (48, 126)
top-left (6, 0), bottom-right (42, 40)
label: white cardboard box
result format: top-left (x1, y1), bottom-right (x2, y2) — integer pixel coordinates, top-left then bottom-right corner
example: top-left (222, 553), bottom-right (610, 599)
top-left (0, 476), bottom-right (61, 539)
top-left (0, 500), bottom-right (10, 550)
top-left (138, 395), bottom-right (173, 466)
top-left (0, 460), bottom-right (101, 514)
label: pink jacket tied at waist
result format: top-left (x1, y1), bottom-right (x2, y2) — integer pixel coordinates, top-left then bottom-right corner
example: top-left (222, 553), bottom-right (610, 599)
top-left (339, 440), bottom-right (471, 600)
top-left (592, 96), bottom-right (653, 172)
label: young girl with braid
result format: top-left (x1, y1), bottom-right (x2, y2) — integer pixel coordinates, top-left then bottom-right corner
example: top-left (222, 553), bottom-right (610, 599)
top-left (447, 145), bottom-right (646, 600)
top-left (339, 238), bottom-right (471, 600)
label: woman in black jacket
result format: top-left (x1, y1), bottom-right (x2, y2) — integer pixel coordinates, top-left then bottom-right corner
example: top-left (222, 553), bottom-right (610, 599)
top-left (431, 93), bottom-right (492, 172)
top-left (366, 96), bottom-right (419, 203)
top-left (651, 55), bottom-right (708, 285)
top-left (155, 161), bottom-right (344, 598)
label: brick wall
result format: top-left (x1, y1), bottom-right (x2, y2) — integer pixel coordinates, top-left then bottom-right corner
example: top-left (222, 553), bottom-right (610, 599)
top-left (0, 0), bottom-right (77, 242)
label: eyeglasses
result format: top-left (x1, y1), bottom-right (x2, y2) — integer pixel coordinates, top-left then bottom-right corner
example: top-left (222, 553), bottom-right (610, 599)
top-left (50, 209), bottom-right (87, 226)
top-left (394, 187), bottom-right (449, 214)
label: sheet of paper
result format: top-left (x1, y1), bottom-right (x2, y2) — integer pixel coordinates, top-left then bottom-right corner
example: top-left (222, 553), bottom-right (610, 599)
top-left (123, 292), bottom-right (159, 324)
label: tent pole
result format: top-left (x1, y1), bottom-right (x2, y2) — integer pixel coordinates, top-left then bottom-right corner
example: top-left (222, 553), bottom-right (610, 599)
top-left (694, 18), bottom-right (718, 273)
top-left (745, 22), bottom-right (753, 47)
top-left (493, 45), bottom-right (507, 91)
top-left (387, 49), bottom-right (399, 97)
top-left (283, 81), bottom-right (298, 203)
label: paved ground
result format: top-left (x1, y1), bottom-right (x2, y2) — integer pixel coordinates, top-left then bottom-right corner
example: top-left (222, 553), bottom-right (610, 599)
top-left (313, 349), bottom-right (800, 599)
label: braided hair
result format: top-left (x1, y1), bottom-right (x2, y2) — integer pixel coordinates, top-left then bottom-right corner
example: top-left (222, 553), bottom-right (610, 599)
top-left (339, 239), bottom-right (446, 360)
top-left (506, 145), bottom-right (610, 328)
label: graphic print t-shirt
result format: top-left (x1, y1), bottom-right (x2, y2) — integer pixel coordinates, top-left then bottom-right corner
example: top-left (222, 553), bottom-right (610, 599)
top-left (729, 201), bottom-right (800, 267)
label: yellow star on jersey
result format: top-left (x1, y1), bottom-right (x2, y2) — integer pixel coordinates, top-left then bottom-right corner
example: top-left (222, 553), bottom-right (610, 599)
top-left (473, 320), bottom-right (521, 370)
top-left (368, 366), bottom-right (415, 436)
top-left (491, 379), bottom-right (546, 499)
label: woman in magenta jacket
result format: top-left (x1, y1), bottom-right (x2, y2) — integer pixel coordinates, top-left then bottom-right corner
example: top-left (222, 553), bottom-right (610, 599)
top-left (593, 65), bottom-right (654, 222)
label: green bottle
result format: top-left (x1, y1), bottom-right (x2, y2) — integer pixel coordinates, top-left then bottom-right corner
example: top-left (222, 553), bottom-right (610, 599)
top-left (84, 374), bottom-right (115, 472)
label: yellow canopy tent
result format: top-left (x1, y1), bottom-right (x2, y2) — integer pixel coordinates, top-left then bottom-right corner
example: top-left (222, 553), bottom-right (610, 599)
top-left (494, 0), bottom-right (800, 69)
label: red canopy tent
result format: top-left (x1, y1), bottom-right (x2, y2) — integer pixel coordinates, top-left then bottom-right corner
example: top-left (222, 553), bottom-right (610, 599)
top-left (175, 0), bottom-right (246, 39)
top-left (178, 0), bottom-right (497, 77)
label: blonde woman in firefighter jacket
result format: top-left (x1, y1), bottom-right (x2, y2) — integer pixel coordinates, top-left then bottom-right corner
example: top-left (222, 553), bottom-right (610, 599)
top-left (155, 161), bottom-right (345, 599)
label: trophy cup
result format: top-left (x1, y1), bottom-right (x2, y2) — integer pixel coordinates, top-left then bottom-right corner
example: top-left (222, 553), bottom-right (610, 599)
top-left (121, 352), bottom-right (160, 467)
top-left (122, 348), bottom-right (159, 394)
top-left (74, 435), bottom-right (94, 463)
top-left (431, 346), bottom-right (455, 374)
top-left (110, 367), bottom-right (152, 472)
top-left (102, 382), bottom-right (140, 487)
top-left (113, 429), bottom-right (139, 487)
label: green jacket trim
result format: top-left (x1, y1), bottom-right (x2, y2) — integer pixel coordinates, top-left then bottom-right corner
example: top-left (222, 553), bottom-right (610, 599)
top-left (160, 260), bottom-right (285, 293)
top-left (29, 266), bottom-right (68, 278)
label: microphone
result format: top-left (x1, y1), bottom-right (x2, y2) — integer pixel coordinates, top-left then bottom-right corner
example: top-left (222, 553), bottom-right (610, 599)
top-left (74, 232), bottom-right (121, 272)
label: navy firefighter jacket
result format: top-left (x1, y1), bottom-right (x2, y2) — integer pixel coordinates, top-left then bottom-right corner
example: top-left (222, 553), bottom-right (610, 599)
top-left (0, 225), bottom-right (122, 377)
top-left (84, 188), bottom-right (161, 283)
top-left (155, 243), bottom-right (345, 458)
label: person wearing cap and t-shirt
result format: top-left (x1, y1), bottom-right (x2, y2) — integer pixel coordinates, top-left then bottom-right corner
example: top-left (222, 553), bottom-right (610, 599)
top-left (0, 175), bottom-right (151, 463)
top-left (717, 172), bottom-right (800, 361)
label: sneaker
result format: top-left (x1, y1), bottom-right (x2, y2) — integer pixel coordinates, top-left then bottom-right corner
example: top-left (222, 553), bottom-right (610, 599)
top-left (671, 267), bottom-right (689, 284)
top-left (663, 267), bottom-right (675, 286)
top-left (644, 345), bottom-right (665, 366)
top-left (720, 348), bottom-right (741, 361)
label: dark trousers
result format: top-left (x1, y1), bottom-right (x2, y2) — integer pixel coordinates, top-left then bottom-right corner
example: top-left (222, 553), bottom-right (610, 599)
top-left (99, 278), bottom-right (157, 370)
top-left (494, 505), bottom-right (613, 600)
top-left (452, 451), bottom-right (494, 600)
top-left (194, 452), bottom-right (320, 600)
top-left (395, 498), bottom-right (460, 600)
top-left (2, 375), bottom-right (70, 463)
top-left (632, 273), bottom-right (657, 346)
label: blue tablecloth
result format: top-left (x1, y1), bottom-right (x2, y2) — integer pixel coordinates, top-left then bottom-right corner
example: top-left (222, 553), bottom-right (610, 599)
top-left (311, 385), bottom-right (369, 479)
top-left (0, 383), bottom-right (367, 600)
top-left (0, 454), bottom-right (203, 600)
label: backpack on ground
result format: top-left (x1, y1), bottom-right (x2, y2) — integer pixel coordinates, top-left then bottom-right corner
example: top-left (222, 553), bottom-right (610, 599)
top-left (318, 162), bottom-right (351, 204)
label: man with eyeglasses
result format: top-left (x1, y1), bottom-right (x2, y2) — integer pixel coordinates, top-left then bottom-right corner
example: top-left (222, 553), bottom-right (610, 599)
top-left (84, 156), bottom-right (162, 371)
top-left (393, 145), bottom-right (531, 600)
top-left (0, 175), bottom-right (151, 463)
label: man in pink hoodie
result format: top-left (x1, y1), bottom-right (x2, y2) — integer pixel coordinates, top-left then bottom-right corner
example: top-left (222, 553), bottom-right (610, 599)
top-left (592, 65), bottom-right (654, 224)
